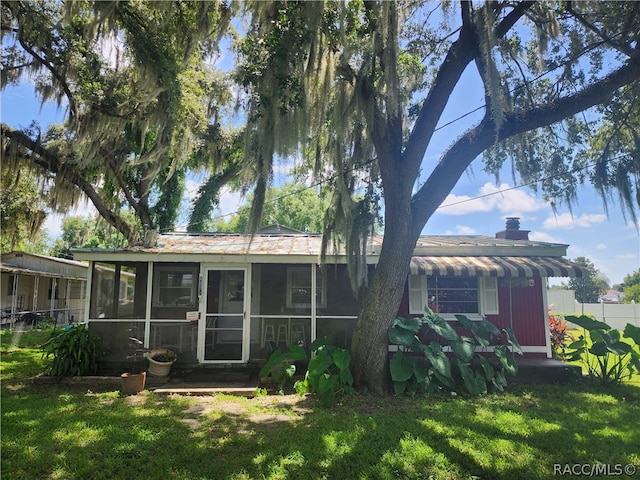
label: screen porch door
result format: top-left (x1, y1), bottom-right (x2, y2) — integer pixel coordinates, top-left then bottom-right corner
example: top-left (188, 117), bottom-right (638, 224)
top-left (201, 268), bottom-right (248, 362)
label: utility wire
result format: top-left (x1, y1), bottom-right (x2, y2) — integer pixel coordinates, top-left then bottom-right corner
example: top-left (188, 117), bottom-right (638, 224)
top-left (172, 21), bottom-right (638, 233)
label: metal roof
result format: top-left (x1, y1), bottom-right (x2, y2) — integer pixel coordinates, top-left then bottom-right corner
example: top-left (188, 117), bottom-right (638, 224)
top-left (72, 232), bottom-right (570, 261)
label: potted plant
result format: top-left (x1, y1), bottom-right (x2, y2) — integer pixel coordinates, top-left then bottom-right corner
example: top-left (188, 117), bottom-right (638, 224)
top-left (121, 337), bottom-right (147, 395)
top-left (147, 348), bottom-right (177, 377)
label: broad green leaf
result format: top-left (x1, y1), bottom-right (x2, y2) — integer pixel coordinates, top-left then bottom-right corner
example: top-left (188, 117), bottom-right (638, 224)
top-left (589, 342), bottom-right (608, 356)
top-left (568, 338), bottom-right (587, 350)
top-left (424, 314), bottom-right (459, 341)
top-left (624, 323), bottom-right (640, 345)
top-left (392, 316), bottom-right (424, 333)
top-left (332, 348), bottom-right (351, 371)
top-left (492, 370), bottom-right (507, 391)
top-left (388, 326), bottom-right (419, 347)
top-left (339, 368), bottom-right (353, 386)
top-left (478, 356), bottom-right (495, 381)
top-left (449, 337), bottom-right (476, 363)
top-left (389, 352), bottom-right (415, 382)
top-left (413, 360), bottom-right (428, 383)
top-left (566, 315), bottom-right (611, 331)
top-left (310, 336), bottom-right (328, 352)
top-left (606, 341), bottom-right (633, 356)
top-left (478, 317), bottom-right (502, 337)
top-left (629, 351), bottom-right (640, 373)
top-left (503, 327), bottom-right (523, 355)
top-left (424, 342), bottom-right (453, 383)
top-left (494, 345), bottom-right (518, 375)
top-left (455, 314), bottom-right (478, 333)
top-left (393, 380), bottom-right (407, 395)
top-left (458, 362), bottom-right (486, 395)
top-left (286, 343), bottom-right (308, 361)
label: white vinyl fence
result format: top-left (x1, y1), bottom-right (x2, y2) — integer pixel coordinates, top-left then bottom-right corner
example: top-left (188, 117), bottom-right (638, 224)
top-left (547, 290), bottom-right (640, 330)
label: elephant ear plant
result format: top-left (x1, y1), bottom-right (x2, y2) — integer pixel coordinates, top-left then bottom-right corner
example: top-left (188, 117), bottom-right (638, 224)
top-left (564, 315), bottom-right (640, 386)
top-left (41, 324), bottom-right (106, 378)
top-left (389, 308), bottom-right (522, 396)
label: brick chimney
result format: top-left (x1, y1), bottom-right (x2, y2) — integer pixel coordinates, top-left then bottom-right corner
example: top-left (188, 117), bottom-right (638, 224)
top-left (496, 217), bottom-right (530, 240)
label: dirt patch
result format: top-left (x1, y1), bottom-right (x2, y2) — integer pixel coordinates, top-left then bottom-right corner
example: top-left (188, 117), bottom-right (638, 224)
top-left (178, 393), bottom-right (314, 430)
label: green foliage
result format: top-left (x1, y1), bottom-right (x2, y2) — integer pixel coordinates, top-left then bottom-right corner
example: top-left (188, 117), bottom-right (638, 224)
top-left (623, 283), bottom-right (640, 304)
top-left (0, 164), bottom-right (47, 252)
top-left (622, 269), bottom-right (640, 289)
top-left (300, 337), bottom-right (355, 407)
top-left (567, 257), bottom-right (609, 303)
top-left (259, 344), bottom-right (307, 388)
top-left (389, 309), bottom-right (522, 396)
top-left (41, 324), bottom-right (105, 378)
top-left (548, 311), bottom-right (575, 359)
top-left (565, 315), bottom-right (640, 386)
top-left (209, 181), bottom-right (331, 234)
top-left (50, 214), bottom-right (136, 257)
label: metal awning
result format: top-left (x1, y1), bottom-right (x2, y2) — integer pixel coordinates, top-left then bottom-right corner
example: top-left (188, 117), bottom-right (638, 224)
top-left (409, 256), bottom-right (587, 278)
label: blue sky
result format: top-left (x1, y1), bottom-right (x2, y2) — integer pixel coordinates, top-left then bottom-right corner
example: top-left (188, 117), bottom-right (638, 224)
top-left (2, 71), bottom-right (639, 287)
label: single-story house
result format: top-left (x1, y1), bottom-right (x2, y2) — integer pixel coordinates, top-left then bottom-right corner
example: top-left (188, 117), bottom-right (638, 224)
top-left (0, 251), bottom-right (88, 326)
top-left (71, 219), bottom-right (587, 365)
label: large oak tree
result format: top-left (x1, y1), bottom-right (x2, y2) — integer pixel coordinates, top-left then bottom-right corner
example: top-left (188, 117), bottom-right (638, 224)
top-left (1, 0), bottom-right (235, 245)
top-left (235, 1), bottom-right (640, 393)
top-left (2, 1), bottom-right (640, 394)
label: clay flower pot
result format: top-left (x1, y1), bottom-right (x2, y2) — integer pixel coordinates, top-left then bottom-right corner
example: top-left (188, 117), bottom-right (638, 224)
top-left (147, 349), bottom-right (177, 377)
top-left (121, 371), bottom-right (146, 394)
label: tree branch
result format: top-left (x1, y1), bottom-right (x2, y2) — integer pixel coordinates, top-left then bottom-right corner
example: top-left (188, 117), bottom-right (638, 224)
top-left (1, 124), bottom-right (135, 243)
top-left (566, 1), bottom-right (640, 61)
top-left (401, 1), bottom-right (534, 179)
top-left (411, 59), bottom-right (640, 233)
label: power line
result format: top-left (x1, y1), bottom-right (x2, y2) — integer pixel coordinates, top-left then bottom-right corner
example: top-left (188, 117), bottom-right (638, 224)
top-left (175, 21), bottom-right (638, 232)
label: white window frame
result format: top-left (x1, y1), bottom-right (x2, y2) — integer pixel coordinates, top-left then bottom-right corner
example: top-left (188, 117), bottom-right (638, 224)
top-left (408, 275), bottom-right (499, 318)
top-left (286, 267), bottom-right (327, 309)
top-left (152, 264), bottom-right (199, 307)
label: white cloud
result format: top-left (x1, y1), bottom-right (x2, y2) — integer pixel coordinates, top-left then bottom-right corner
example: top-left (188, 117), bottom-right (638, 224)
top-left (543, 212), bottom-right (606, 230)
top-left (529, 231), bottom-right (563, 244)
top-left (596, 243), bottom-right (607, 250)
top-left (438, 182), bottom-right (546, 216)
top-left (44, 202), bottom-right (97, 239)
top-left (455, 225), bottom-right (476, 235)
top-left (217, 185), bottom-right (245, 217)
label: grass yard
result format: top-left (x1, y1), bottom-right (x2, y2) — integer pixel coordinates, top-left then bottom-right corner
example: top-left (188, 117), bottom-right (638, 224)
top-left (2, 328), bottom-right (639, 480)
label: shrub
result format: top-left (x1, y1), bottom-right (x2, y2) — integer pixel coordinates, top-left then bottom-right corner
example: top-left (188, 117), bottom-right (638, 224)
top-left (389, 308), bottom-right (522, 396)
top-left (564, 315), bottom-right (640, 386)
top-left (41, 324), bottom-right (105, 377)
top-left (548, 311), bottom-right (575, 359)
top-left (259, 343), bottom-right (307, 388)
top-left (298, 336), bottom-right (354, 407)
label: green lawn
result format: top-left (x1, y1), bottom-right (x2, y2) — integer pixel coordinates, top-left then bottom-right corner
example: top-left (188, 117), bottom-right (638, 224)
top-left (2, 328), bottom-right (639, 480)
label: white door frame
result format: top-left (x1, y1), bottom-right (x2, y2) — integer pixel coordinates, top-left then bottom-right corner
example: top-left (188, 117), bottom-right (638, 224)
top-left (198, 264), bottom-right (251, 363)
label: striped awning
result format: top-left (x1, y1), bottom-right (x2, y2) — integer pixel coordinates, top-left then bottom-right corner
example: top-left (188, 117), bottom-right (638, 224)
top-left (409, 256), bottom-right (588, 278)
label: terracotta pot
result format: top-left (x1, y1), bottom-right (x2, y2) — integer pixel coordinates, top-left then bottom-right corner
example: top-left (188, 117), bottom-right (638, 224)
top-left (121, 371), bottom-right (146, 394)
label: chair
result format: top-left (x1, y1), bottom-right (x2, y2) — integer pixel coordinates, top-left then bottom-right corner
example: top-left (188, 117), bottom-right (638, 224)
top-left (262, 324), bottom-right (275, 347)
top-left (276, 324), bottom-right (288, 344)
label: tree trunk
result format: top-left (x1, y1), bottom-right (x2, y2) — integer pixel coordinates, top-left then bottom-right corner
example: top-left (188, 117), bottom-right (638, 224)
top-left (350, 208), bottom-right (419, 395)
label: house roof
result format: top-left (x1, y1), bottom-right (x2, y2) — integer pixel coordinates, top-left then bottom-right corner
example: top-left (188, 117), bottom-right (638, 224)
top-left (72, 231), bottom-right (572, 264)
top-left (0, 251), bottom-right (88, 280)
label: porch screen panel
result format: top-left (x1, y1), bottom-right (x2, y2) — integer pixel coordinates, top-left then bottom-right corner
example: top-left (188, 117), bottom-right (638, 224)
top-left (150, 322), bottom-right (198, 361)
top-left (90, 262), bottom-right (148, 319)
top-left (151, 263), bottom-right (199, 319)
top-left (88, 321), bottom-right (145, 363)
top-left (320, 265), bottom-right (360, 316)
